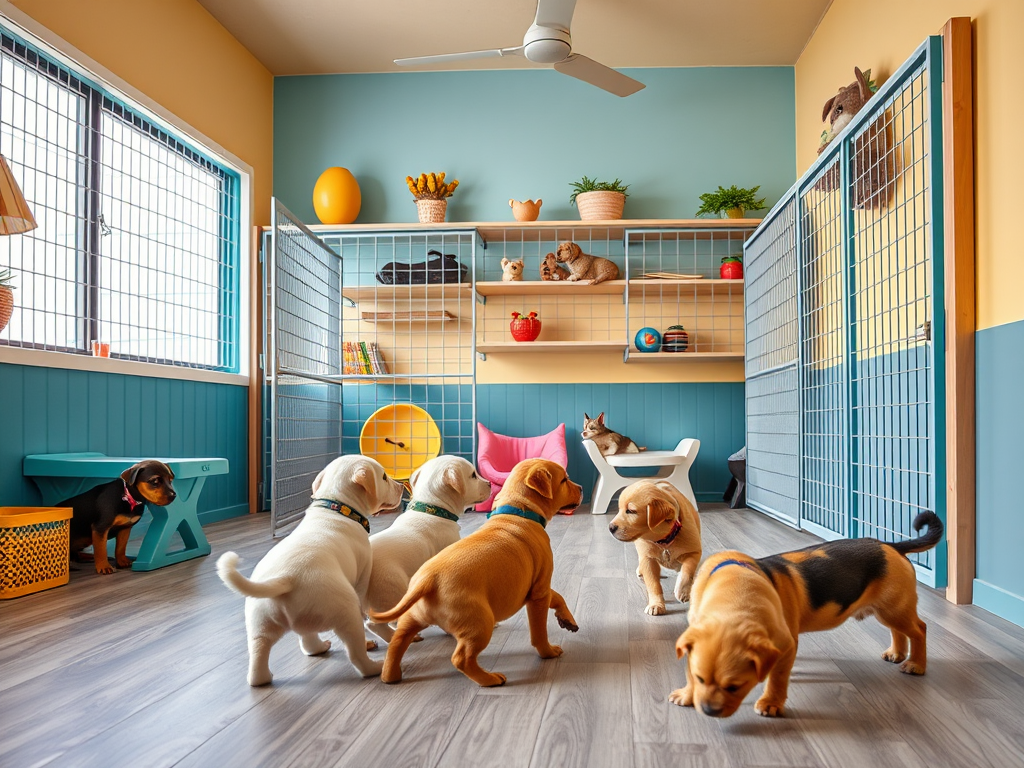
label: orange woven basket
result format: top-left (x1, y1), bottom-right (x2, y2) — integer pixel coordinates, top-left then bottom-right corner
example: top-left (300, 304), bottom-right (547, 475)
top-left (575, 191), bottom-right (625, 221)
top-left (0, 286), bottom-right (13, 334)
top-left (0, 507), bottom-right (73, 599)
top-left (415, 198), bottom-right (448, 223)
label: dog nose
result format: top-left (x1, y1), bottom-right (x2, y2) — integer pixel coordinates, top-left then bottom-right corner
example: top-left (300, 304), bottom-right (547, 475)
top-left (608, 524), bottom-right (618, 534)
top-left (701, 702), bottom-right (723, 717)
top-left (168, 490), bottom-right (177, 500)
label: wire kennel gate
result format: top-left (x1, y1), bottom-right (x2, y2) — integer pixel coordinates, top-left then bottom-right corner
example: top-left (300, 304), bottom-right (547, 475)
top-left (744, 37), bottom-right (946, 586)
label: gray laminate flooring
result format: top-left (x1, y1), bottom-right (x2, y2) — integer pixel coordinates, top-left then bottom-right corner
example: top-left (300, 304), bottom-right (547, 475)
top-left (2, 504), bottom-right (1023, 768)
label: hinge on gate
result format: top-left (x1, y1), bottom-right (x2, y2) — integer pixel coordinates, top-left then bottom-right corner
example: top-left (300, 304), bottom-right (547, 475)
top-left (259, 353), bottom-right (265, 370)
top-left (915, 321), bottom-right (931, 342)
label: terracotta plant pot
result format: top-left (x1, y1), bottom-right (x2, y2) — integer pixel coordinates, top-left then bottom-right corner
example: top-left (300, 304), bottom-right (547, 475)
top-left (576, 191), bottom-right (625, 221)
top-left (416, 198), bottom-right (448, 223)
top-left (509, 198), bottom-right (542, 222)
top-left (0, 286), bottom-right (12, 334)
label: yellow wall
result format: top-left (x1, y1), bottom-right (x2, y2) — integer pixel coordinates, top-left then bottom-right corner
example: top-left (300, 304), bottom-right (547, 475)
top-left (9, 0), bottom-right (274, 225)
top-left (795, 0), bottom-right (1024, 331)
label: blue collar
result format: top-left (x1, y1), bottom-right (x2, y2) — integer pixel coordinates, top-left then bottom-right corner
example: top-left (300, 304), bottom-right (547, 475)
top-left (310, 499), bottom-right (370, 533)
top-left (488, 504), bottom-right (547, 529)
top-left (406, 500), bottom-right (460, 523)
top-left (709, 558), bottom-right (761, 578)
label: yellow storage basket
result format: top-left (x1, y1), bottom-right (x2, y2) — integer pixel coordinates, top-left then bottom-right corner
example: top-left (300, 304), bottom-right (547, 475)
top-left (0, 507), bottom-right (73, 599)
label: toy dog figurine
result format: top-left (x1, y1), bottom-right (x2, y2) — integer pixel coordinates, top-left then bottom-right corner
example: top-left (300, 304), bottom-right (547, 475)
top-left (539, 253), bottom-right (570, 281)
top-left (58, 460), bottom-right (176, 574)
top-left (555, 242), bottom-right (619, 285)
top-left (501, 257), bottom-right (524, 282)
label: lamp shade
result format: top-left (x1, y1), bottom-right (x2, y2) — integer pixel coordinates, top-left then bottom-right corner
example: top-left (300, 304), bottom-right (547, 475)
top-left (0, 154), bottom-right (36, 235)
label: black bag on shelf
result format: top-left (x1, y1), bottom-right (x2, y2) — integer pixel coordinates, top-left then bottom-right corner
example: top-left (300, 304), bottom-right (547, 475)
top-left (375, 250), bottom-right (468, 285)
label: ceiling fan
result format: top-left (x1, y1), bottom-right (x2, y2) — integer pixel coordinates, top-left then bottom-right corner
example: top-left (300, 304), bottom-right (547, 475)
top-left (393, 0), bottom-right (645, 97)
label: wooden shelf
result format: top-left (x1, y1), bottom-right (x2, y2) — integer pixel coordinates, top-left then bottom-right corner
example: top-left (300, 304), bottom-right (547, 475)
top-left (625, 351), bottom-right (744, 363)
top-left (627, 278), bottom-right (744, 296)
top-left (475, 280), bottom-right (626, 297)
top-left (477, 341), bottom-right (625, 355)
top-left (342, 284), bottom-right (471, 302)
top-left (360, 310), bottom-right (455, 322)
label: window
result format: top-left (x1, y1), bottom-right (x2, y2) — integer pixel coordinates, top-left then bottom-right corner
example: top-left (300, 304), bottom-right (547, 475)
top-left (0, 26), bottom-right (240, 371)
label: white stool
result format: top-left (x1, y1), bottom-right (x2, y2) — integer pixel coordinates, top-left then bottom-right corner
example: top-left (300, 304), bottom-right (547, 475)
top-left (583, 438), bottom-right (700, 514)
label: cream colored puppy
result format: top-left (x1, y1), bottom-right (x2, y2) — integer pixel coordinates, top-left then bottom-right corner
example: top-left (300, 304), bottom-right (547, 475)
top-left (217, 455), bottom-right (403, 686)
top-left (365, 455), bottom-right (491, 644)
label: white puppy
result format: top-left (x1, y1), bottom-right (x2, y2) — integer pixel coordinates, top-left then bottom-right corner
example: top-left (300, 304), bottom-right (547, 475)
top-left (365, 455), bottom-right (491, 644)
top-left (217, 454), bottom-right (403, 686)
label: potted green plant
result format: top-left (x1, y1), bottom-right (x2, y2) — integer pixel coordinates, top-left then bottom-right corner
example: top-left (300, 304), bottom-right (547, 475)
top-left (0, 267), bottom-right (14, 334)
top-left (569, 176), bottom-right (629, 221)
top-left (695, 185), bottom-right (767, 219)
top-left (720, 255), bottom-right (743, 280)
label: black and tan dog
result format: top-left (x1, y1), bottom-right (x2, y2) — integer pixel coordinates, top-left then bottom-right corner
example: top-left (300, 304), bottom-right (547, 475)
top-left (59, 460), bottom-right (176, 574)
top-left (671, 511), bottom-right (943, 718)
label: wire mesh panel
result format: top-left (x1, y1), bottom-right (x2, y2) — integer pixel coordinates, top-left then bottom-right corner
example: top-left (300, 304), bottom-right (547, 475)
top-left (270, 201), bottom-right (343, 535)
top-left (743, 198), bottom-right (799, 524)
top-left (799, 159), bottom-right (848, 538)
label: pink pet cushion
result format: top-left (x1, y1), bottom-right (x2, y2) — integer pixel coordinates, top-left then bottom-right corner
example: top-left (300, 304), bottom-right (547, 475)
top-left (475, 422), bottom-right (568, 511)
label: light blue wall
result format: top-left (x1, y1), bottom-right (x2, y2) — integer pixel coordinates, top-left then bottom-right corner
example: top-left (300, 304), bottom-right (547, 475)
top-left (273, 67), bottom-right (796, 224)
top-left (974, 319), bottom-right (1024, 626)
top-left (0, 364), bottom-right (249, 523)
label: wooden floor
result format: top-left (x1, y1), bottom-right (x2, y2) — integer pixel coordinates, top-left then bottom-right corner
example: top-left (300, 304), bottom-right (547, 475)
top-left (2, 505), bottom-right (1024, 768)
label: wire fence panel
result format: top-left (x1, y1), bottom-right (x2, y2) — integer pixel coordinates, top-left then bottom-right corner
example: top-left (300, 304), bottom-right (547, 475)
top-left (744, 196), bottom-right (799, 524)
top-left (270, 201), bottom-right (343, 535)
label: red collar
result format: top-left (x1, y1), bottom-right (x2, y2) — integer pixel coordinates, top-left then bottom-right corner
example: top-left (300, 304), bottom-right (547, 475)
top-left (122, 480), bottom-right (142, 513)
top-left (654, 519), bottom-right (682, 547)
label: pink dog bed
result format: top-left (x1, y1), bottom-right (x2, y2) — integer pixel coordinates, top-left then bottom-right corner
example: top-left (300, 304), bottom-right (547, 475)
top-left (475, 422), bottom-right (569, 512)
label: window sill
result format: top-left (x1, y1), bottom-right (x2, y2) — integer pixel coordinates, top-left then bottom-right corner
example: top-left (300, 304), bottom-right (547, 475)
top-left (0, 346), bottom-right (249, 386)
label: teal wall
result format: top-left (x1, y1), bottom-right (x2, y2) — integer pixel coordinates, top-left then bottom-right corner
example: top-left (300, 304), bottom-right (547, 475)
top-left (273, 67), bottom-right (796, 224)
top-left (974, 319), bottom-right (1024, 626)
top-left (0, 363), bottom-right (249, 524)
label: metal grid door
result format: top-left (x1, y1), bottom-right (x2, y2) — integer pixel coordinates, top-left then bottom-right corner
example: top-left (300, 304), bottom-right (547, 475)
top-left (269, 201), bottom-right (344, 535)
top-left (743, 199), bottom-right (799, 525)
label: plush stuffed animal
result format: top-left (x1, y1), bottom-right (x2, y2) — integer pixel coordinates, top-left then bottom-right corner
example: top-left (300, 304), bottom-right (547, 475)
top-left (818, 67), bottom-right (873, 155)
top-left (501, 258), bottom-right (524, 282)
top-left (539, 253), bottom-right (570, 281)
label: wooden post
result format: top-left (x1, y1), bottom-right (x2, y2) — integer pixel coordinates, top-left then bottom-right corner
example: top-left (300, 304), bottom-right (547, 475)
top-left (248, 224), bottom-right (264, 514)
top-left (941, 17), bottom-right (976, 604)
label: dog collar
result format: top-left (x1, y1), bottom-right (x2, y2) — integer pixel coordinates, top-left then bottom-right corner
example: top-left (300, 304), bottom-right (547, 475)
top-left (310, 499), bottom-right (370, 533)
top-left (654, 519), bottom-right (683, 547)
top-left (709, 558), bottom-right (760, 578)
top-left (488, 504), bottom-right (547, 529)
top-left (122, 480), bottom-right (142, 513)
top-left (406, 500), bottom-right (459, 523)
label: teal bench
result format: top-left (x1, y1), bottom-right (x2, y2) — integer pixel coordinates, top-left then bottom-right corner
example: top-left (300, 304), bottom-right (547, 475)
top-left (23, 452), bottom-right (229, 571)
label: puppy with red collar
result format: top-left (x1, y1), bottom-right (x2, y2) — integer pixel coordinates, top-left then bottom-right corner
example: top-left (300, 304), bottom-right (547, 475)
top-left (608, 480), bottom-right (702, 615)
top-left (58, 460), bottom-right (177, 574)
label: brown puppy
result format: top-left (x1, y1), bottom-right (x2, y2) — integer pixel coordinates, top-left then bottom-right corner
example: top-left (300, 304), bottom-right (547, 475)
top-left (555, 242), bottom-right (620, 285)
top-left (608, 480), bottom-right (702, 616)
top-left (368, 458), bottom-right (582, 687)
top-left (670, 511), bottom-right (943, 718)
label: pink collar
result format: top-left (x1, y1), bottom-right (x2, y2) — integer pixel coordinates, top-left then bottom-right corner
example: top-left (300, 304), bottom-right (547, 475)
top-left (654, 519), bottom-right (683, 547)
top-left (122, 480), bottom-right (142, 512)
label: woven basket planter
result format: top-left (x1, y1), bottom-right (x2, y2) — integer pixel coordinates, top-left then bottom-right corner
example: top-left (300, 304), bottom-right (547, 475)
top-left (416, 198), bottom-right (448, 224)
top-left (575, 191), bottom-right (625, 221)
top-left (0, 286), bottom-right (13, 334)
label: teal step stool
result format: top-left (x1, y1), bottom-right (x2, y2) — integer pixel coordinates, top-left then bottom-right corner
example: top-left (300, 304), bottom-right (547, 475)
top-left (24, 453), bottom-right (229, 571)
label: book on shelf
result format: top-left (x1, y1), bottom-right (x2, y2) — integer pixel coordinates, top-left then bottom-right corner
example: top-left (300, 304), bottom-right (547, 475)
top-left (344, 340), bottom-right (388, 375)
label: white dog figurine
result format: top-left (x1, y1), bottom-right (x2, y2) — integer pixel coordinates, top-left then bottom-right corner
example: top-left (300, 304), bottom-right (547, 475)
top-left (217, 454), bottom-right (404, 686)
top-left (365, 455), bottom-right (491, 644)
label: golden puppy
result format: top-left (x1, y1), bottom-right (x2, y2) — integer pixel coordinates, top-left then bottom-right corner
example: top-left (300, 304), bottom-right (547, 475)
top-left (608, 480), bottom-right (702, 616)
top-left (670, 511), bottom-right (943, 718)
top-left (367, 458), bottom-right (582, 687)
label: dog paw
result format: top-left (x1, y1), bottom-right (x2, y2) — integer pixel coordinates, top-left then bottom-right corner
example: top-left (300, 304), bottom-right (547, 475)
top-left (538, 644), bottom-right (564, 659)
top-left (248, 671), bottom-right (273, 687)
top-left (381, 668), bottom-right (402, 684)
top-left (301, 638), bottom-right (332, 656)
top-left (359, 660), bottom-right (384, 678)
top-left (900, 660), bottom-right (926, 675)
top-left (645, 602), bottom-right (667, 616)
top-left (673, 586), bottom-right (691, 604)
top-left (115, 557), bottom-right (133, 569)
top-left (636, 568), bottom-right (643, 579)
top-left (95, 563), bottom-right (115, 575)
top-left (411, 633), bottom-right (424, 643)
top-left (557, 616), bottom-right (579, 633)
top-left (668, 687), bottom-right (694, 707)
top-left (483, 672), bottom-right (507, 687)
top-left (754, 698), bottom-right (785, 717)
top-left (882, 648), bottom-right (907, 664)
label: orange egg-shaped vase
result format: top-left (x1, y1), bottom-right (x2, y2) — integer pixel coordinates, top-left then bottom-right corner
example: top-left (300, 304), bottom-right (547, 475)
top-left (313, 167), bottom-right (361, 224)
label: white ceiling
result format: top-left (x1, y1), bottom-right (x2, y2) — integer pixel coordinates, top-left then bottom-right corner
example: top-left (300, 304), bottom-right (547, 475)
top-left (196, 0), bottom-right (833, 76)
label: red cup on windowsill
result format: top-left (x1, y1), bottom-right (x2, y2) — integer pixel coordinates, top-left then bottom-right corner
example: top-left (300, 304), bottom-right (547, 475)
top-left (91, 341), bottom-right (110, 358)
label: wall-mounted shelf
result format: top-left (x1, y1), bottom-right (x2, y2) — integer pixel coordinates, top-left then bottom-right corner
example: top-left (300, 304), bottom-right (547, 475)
top-left (360, 310), bottom-right (455, 323)
top-left (475, 280), bottom-right (626, 297)
top-left (476, 341), bottom-right (624, 357)
top-left (625, 351), bottom-right (744, 363)
top-left (627, 278), bottom-right (743, 296)
top-left (342, 284), bottom-right (471, 303)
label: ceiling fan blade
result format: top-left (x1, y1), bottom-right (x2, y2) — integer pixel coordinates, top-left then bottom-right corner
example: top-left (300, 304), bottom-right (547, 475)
top-left (534, 0), bottom-right (578, 31)
top-left (395, 46), bottom-right (524, 67)
top-left (554, 54), bottom-right (645, 97)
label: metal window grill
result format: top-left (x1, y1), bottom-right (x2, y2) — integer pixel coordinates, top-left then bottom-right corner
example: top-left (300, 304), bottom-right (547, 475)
top-left (0, 26), bottom-right (239, 371)
top-left (743, 37), bottom-right (946, 586)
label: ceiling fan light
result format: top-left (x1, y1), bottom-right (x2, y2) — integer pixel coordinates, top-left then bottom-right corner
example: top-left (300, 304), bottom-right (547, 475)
top-left (524, 38), bottom-right (571, 64)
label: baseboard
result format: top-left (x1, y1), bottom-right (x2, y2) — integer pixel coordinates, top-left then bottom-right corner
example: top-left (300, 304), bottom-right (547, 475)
top-left (973, 579), bottom-right (1024, 628)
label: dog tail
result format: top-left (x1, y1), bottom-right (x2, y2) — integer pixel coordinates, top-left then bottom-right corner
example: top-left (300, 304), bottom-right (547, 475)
top-left (216, 552), bottom-right (292, 599)
top-left (889, 511), bottom-right (944, 555)
top-left (366, 577), bottom-right (432, 623)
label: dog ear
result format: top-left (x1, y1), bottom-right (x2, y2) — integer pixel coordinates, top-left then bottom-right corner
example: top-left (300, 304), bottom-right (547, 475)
top-left (854, 66), bottom-right (871, 103)
top-left (676, 626), bottom-right (699, 659)
top-left (409, 466), bottom-right (422, 491)
top-left (821, 94), bottom-right (837, 123)
top-left (351, 464), bottom-right (375, 496)
top-left (311, 467), bottom-right (327, 497)
top-left (525, 465), bottom-right (555, 499)
top-left (120, 463), bottom-right (144, 485)
top-left (501, 257), bottom-right (510, 268)
top-left (747, 634), bottom-right (782, 681)
top-left (444, 463), bottom-right (466, 496)
top-left (597, 412), bottom-right (605, 425)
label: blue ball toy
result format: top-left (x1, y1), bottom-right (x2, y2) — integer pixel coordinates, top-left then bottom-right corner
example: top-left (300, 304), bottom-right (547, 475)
top-left (634, 327), bottom-right (662, 353)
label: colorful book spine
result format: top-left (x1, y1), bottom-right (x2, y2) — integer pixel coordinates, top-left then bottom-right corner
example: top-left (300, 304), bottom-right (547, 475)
top-left (357, 341), bottom-right (373, 374)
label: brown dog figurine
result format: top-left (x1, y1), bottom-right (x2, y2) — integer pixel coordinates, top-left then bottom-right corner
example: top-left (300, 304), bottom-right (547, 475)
top-left (555, 242), bottom-right (619, 285)
top-left (539, 253), bottom-right (570, 281)
top-left (59, 460), bottom-right (177, 574)
top-left (609, 480), bottom-right (702, 616)
top-left (670, 511), bottom-right (943, 718)
top-left (368, 458), bottom-right (582, 687)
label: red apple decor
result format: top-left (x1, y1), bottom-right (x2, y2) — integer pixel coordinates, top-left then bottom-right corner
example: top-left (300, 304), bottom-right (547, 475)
top-left (510, 311), bottom-right (541, 342)
top-left (720, 255), bottom-right (743, 279)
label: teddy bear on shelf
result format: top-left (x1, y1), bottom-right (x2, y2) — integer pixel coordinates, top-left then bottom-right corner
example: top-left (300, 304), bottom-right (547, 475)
top-left (501, 257), bottom-right (524, 282)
